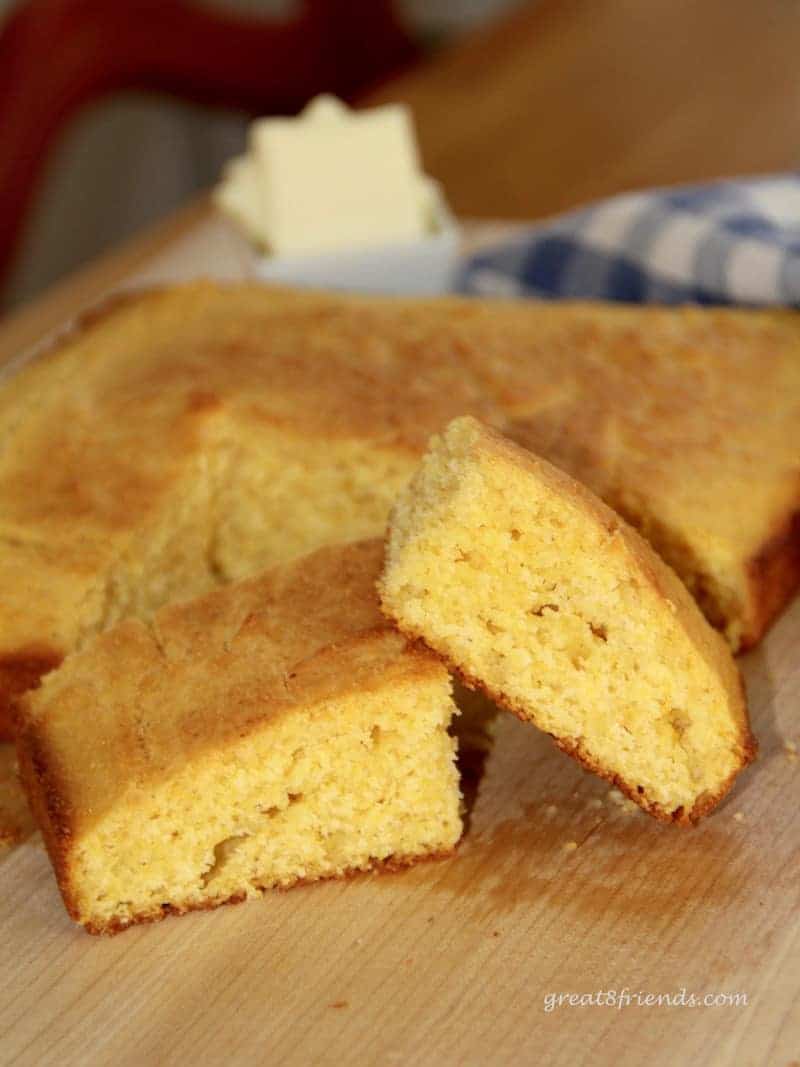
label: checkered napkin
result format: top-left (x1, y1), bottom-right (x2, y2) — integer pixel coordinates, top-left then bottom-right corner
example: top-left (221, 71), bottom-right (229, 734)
top-left (459, 175), bottom-right (800, 306)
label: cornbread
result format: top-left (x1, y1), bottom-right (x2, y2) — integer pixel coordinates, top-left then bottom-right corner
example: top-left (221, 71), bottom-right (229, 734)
top-left (0, 744), bottom-right (35, 846)
top-left (17, 540), bottom-right (461, 934)
top-left (379, 417), bottom-right (756, 823)
top-left (1, 284), bottom-right (799, 743)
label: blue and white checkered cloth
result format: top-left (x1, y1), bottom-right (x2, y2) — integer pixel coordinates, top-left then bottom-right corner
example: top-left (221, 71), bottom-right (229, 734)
top-left (459, 175), bottom-right (800, 306)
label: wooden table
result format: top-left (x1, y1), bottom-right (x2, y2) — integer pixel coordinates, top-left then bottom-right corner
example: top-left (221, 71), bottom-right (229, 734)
top-left (369, 0), bottom-right (800, 220)
top-left (2, 2), bottom-right (800, 1063)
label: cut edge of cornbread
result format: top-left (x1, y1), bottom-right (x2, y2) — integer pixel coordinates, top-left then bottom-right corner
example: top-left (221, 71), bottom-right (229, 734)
top-left (18, 665), bottom-right (461, 934)
top-left (379, 417), bottom-right (757, 825)
top-left (16, 540), bottom-right (462, 934)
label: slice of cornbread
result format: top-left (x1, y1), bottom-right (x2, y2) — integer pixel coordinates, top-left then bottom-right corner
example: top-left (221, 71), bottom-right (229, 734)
top-left (379, 417), bottom-right (756, 823)
top-left (17, 540), bottom-right (462, 934)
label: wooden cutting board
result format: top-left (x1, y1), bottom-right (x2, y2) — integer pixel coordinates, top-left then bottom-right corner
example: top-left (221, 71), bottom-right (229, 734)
top-left (1, 596), bottom-right (798, 1066)
top-left (0, 219), bottom-right (798, 1066)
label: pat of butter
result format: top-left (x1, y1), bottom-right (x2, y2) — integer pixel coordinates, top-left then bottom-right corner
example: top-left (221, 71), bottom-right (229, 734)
top-left (214, 155), bottom-right (271, 248)
top-left (215, 95), bottom-right (432, 255)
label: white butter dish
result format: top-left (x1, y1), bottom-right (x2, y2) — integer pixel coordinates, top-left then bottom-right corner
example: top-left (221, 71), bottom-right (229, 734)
top-left (254, 198), bottom-right (460, 295)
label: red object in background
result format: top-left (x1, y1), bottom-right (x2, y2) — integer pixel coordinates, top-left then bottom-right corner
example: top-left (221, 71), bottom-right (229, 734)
top-left (0, 0), bottom-right (419, 296)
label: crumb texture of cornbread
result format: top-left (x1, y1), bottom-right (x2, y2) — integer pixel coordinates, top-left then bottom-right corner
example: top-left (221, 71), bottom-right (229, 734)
top-left (1, 284), bottom-right (799, 739)
top-left (17, 540), bottom-right (462, 934)
top-left (380, 417), bottom-right (756, 823)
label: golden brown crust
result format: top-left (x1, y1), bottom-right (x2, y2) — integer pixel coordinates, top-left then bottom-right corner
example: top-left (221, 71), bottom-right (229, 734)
top-left (0, 647), bottom-right (62, 741)
top-left (0, 286), bottom-right (159, 388)
top-left (743, 501), bottom-right (800, 652)
top-left (0, 743), bottom-right (36, 845)
top-left (15, 720), bottom-right (74, 904)
top-left (69, 285), bottom-right (160, 334)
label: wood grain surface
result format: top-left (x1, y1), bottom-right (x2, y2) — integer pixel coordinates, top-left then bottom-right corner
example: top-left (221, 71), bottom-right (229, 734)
top-left (1, 594), bottom-right (798, 1066)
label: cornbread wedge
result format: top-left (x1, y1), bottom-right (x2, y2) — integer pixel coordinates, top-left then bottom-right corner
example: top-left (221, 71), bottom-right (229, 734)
top-left (17, 541), bottom-right (462, 934)
top-left (379, 417), bottom-right (756, 823)
top-left (2, 284), bottom-right (799, 747)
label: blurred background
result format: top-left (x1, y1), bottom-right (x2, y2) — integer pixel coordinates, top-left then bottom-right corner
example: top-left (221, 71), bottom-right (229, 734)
top-left (2, 0), bottom-right (799, 311)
